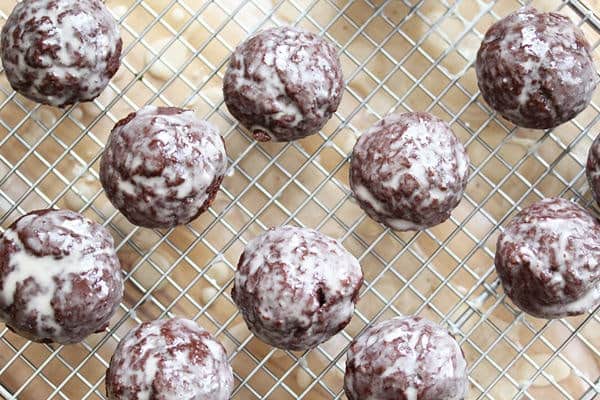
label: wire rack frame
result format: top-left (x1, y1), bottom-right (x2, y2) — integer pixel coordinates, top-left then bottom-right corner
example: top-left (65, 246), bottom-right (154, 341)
top-left (0, 0), bottom-right (598, 399)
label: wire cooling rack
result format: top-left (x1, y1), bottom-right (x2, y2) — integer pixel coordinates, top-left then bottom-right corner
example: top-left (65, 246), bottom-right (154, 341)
top-left (0, 0), bottom-right (599, 399)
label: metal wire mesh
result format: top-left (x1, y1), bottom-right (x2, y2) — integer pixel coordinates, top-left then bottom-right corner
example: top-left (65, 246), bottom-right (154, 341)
top-left (0, 0), bottom-right (599, 398)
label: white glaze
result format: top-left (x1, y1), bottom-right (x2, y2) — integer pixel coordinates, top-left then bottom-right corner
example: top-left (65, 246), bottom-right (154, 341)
top-left (386, 217), bottom-right (425, 232)
top-left (353, 184), bottom-right (386, 214)
top-left (233, 225), bottom-right (363, 350)
top-left (1, 0), bottom-right (121, 106)
top-left (380, 122), bottom-right (440, 193)
top-left (497, 12), bottom-right (565, 116)
top-left (107, 318), bottom-right (233, 400)
top-left (232, 47), bottom-right (303, 128)
top-left (405, 386), bottom-right (419, 400)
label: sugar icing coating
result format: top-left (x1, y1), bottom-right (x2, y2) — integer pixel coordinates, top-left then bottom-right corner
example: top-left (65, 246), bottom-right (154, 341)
top-left (106, 318), bottom-right (234, 400)
top-left (223, 26), bottom-right (344, 142)
top-left (100, 106), bottom-right (227, 229)
top-left (495, 197), bottom-right (600, 318)
top-left (350, 112), bottom-right (469, 231)
top-left (232, 225), bottom-right (363, 350)
top-left (587, 133), bottom-right (600, 206)
top-left (0, 209), bottom-right (123, 344)
top-left (1, 0), bottom-right (122, 107)
top-left (476, 7), bottom-right (597, 129)
top-left (344, 316), bottom-right (468, 400)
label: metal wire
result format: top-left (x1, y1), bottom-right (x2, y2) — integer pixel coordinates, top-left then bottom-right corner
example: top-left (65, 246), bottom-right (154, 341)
top-left (0, 0), bottom-right (599, 399)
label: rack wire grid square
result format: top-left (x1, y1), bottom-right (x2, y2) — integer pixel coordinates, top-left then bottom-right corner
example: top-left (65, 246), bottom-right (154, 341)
top-left (0, 0), bottom-right (599, 399)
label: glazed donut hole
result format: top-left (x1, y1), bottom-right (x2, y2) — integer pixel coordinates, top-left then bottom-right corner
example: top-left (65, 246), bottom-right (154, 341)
top-left (350, 112), bottom-right (470, 231)
top-left (223, 26), bottom-right (344, 142)
top-left (232, 226), bottom-right (363, 351)
top-left (344, 316), bottom-right (468, 400)
top-left (495, 197), bottom-right (600, 319)
top-left (0, 209), bottom-right (123, 344)
top-left (1, 0), bottom-right (122, 107)
top-left (105, 318), bottom-right (234, 400)
top-left (100, 105), bottom-right (227, 229)
top-left (476, 7), bottom-right (597, 129)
